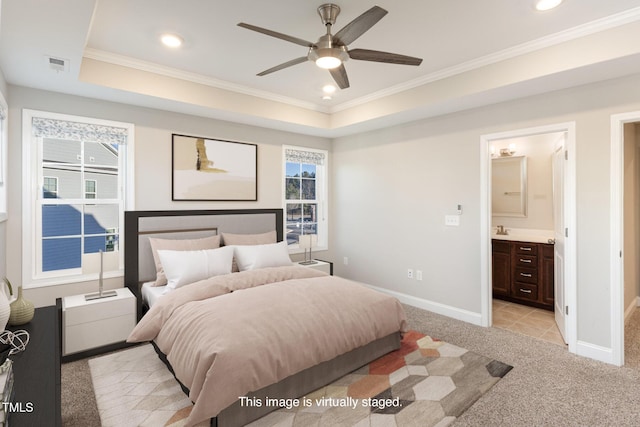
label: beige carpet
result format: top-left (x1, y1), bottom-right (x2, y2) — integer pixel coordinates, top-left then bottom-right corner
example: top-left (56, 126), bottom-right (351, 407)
top-left (86, 331), bottom-right (511, 427)
top-left (62, 305), bottom-right (640, 426)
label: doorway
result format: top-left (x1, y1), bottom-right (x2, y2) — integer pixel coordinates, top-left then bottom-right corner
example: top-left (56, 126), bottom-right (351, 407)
top-left (611, 112), bottom-right (640, 367)
top-left (480, 122), bottom-right (577, 354)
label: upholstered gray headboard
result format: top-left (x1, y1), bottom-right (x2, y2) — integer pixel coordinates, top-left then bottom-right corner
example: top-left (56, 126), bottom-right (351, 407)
top-left (124, 209), bottom-right (283, 318)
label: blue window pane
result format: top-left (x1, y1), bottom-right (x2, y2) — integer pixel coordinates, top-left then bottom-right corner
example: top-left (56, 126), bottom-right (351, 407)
top-left (285, 162), bottom-right (300, 177)
top-left (84, 236), bottom-right (107, 254)
top-left (42, 205), bottom-right (81, 237)
top-left (84, 235), bottom-right (119, 254)
top-left (301, 164), bottom-right (316, 177)
top-left (42, 238), bottom-right (81, 271)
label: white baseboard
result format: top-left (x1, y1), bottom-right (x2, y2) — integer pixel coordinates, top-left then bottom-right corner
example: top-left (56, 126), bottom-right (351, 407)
top-left (624, 297), bottom-right (639, 323)
top-left (363, 284), bottom-right (483, 326)
top-left (575, 340), bottom-right (616, 365)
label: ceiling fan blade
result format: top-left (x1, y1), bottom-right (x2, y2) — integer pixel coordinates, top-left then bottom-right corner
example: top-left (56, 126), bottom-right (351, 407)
top-left (333, 6), bottom-right (388, 46)
top-left (329, 64), bottom-right (350, 89)
top-left (238, 23), bottom-right (315, 48)
top-left (349, 48), bottom-right (423, 66)
top-left (257, 57), bottom-right (309, 76)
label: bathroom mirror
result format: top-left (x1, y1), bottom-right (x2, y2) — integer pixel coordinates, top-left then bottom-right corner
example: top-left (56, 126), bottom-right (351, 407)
top-left (492, 156), bottom-right (527, 217)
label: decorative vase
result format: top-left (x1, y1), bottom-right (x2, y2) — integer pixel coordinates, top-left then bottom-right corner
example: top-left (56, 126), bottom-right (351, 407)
top-left (0, 281), bottom-right (10, 331)
top-left (9, 286), bottom-right (34, 326)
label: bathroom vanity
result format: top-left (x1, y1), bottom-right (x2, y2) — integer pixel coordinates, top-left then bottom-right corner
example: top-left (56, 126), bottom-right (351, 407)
top-left (492, 238), bottom-right (554, 310)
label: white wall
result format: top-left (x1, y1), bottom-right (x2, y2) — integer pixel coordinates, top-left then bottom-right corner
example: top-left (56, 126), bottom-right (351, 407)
top-left (0, 66), bottom-right (7, 288)
top-left (6, 85), bottom-right (330, 306)
top-left (491, 134), bottom-right (557, 231)
top-left (330, 72), bottom-right (640, 350)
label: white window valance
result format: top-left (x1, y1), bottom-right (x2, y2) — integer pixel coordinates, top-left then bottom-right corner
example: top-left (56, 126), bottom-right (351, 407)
top-left (285, 148), bottom-right (325, 166)
top-left (32, 117), bottom-right (128, 145)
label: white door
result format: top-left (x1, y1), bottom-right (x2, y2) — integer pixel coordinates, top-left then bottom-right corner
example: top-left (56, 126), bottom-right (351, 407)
top-left (553, 139), bottom-right (567, 343)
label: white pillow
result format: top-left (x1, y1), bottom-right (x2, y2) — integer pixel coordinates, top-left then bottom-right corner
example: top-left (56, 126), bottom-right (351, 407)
top-left (233, 241), bottom-right (292, 271)
top-left (157, 246), bottom-right (234, 292)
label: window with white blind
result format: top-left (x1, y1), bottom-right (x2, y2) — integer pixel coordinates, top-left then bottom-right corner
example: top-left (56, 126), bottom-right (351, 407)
top-left (22, 110), bottom-right (134, 287)
top-left (283, 146), bottom-right (328, 251)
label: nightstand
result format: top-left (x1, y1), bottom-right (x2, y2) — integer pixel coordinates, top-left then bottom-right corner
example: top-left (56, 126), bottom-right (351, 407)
top-left (7, 305), bottom-right (61, 426)
top-left (61, 287), bottom-right (136, 361)
top-left (295, 259), bottom-right (333, 275)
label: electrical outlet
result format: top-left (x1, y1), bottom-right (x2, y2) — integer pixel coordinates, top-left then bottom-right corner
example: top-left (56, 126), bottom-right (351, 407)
top-left (445, 215), bottom-right (460, 226)
top-left (416, 270), bottom-right (423, 281)
top-left (407, 269), bottom-right (414, 279)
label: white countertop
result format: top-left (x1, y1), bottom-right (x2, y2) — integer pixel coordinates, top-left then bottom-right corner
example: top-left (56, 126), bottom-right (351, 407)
top-left (491, 228), bottom-right (555, 244)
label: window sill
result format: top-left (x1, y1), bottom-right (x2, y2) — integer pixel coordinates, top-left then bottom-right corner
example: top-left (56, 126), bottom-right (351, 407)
top-left (0, 213), bottom-right (7, 223)
top-left (23, 270), bottom-right (123, 290)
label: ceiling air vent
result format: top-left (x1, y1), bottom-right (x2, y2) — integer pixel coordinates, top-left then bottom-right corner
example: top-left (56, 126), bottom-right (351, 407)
top-left (45, 55), bottom-right (69, 72)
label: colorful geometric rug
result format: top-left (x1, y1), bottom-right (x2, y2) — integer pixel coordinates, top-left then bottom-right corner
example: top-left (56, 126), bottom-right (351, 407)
top-left (246, 330), bottom-right (512, 426)
top-left (89, 331), bottom-right (512, 427)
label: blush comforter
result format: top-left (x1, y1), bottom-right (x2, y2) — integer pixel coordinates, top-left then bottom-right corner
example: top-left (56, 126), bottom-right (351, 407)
top-left (128, 265), bottom-right (407, 427)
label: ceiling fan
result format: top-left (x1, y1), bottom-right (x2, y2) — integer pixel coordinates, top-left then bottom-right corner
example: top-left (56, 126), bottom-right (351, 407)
top-left (237, 3), bottom-right (423, 90)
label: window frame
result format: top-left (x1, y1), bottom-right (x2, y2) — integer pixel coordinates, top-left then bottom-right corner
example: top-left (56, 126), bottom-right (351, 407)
top-left (22, 109), bottom-right (135, 288)
top-left (43, 176), bottom-right (59, 198)
top-left (282, 145), bottom-right (328, 254)
top-left (84, 179), bottom-right (97, 199)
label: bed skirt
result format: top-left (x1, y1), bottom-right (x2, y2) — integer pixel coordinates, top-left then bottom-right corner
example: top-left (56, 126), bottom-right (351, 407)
top-left (152, 331), bottom-right (402, 427)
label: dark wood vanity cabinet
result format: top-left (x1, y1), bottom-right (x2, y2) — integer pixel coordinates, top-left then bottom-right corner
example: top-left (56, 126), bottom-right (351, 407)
top-left (492, 239), bottom-right (554, 310)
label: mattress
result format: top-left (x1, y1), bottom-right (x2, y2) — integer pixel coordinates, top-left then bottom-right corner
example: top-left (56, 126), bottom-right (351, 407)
top-left (141, 282), bottom-right (165, 307)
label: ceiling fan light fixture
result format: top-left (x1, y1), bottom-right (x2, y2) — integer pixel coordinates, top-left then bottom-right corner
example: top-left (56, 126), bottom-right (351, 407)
top-left (310, 46), bottom-right (348, 69)
top-left (316, 56), bottom-right (342, 69)
top-left (323, 84), bottom-right (337, 94)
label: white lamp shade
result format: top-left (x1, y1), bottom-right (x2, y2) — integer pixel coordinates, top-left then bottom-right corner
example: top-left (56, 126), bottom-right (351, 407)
top-left (82, 250), bottom-right (119, 274)
top-left (298, 234), bottom-right (317, 249)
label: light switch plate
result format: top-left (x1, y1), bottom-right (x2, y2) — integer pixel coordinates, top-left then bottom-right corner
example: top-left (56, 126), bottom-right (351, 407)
top-left (445, 215), bottom-right (460, 226)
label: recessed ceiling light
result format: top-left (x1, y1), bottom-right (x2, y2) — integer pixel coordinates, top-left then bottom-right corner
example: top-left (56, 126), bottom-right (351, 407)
top-left (161, 33), bottom-right (183, 48)
top-left (535, 0), bottom-right (563, 11)
top-left (322, 84), bottom-right (337, 94)
top-left (322, 95), bottom-right (332, 101)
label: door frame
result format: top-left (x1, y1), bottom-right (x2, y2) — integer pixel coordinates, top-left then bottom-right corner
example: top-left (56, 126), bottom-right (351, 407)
top-left (610, 111), bottom-right (640, 367)
top-left (480, 122), bottom-right (577, 354)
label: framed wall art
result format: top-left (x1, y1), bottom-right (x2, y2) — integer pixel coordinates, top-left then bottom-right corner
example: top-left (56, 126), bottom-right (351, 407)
top-left (172, 134), bottom-right (257, 201)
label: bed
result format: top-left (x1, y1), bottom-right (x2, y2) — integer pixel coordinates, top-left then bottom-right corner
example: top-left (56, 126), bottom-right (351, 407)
top-left (124, 209), bottom-right (406, 427)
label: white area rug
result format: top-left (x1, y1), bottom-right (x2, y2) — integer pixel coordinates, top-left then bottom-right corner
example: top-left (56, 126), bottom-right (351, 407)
top-left (88, 344), bottom-right (206, 427)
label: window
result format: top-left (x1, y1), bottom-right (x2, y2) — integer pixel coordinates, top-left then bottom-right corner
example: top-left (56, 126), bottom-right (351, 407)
top-left (85, 179), bottom-right (97, 199)
top-left (23, 110), bottom-right (134, 286)
top-left (283, 146), bottom-right (328, 251)
top-left (43, 177), bottom-right (58, 198)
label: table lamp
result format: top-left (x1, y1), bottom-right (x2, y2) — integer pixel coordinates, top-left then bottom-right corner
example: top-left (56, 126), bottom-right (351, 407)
top-left (83, 250), bottom-right (119, 301)
top-left (298, 234), bottom-right (318, 265)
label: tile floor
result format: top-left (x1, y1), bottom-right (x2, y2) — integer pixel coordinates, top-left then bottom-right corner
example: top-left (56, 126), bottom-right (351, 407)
top-left (492, 299), bottom-right (566, 346)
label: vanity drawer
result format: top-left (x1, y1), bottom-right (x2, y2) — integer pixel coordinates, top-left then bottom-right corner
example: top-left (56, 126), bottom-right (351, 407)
top-left (514, 267), bottom-right (538, 284)
top-left (513, 283), bottom-right (538, 301)
top-left (515, 255), bottom-right (537, 268)
top-left (515, 243), bottom-right (538, 255)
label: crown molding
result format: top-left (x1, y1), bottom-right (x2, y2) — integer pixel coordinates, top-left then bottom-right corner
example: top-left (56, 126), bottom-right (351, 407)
top-left (331, 5), bottom-right (640, 113)
top-left (84, 6), bottom-right (640, 117)
top-left (82, 48), bottom-right (331, 114)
